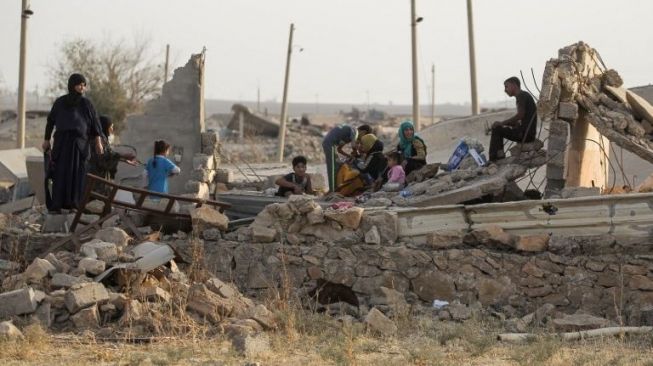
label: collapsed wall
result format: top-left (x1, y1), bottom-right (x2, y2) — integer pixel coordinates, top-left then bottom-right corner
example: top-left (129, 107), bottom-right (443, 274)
top-left (203, 196), bottom-right (653, 325)
top-left (120, 53), bottom-right (206, 194)
top-left (539, 42), bottom-right (653, 196)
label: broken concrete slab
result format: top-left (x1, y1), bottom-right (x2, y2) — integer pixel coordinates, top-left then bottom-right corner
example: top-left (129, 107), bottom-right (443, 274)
top-left (364, 307), bottom-right (397, 336)
top-left (0, 287), bottom-right (39, 317)
top-left (190, 205), bottom-right (229, 232)
top-left (65, 282), bottom-right (110, 313)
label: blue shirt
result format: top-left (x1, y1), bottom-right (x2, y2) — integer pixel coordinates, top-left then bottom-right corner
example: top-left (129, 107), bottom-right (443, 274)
top-left (145, 156), bottom-right (178, 194)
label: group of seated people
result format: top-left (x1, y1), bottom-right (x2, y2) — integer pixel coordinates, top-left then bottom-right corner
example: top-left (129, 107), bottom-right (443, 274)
top-left (276, 119), bottom-right (427, 197)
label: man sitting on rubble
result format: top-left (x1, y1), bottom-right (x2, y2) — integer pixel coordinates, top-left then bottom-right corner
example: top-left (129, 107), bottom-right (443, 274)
top-left (489, 77), bottom-right (538, 162)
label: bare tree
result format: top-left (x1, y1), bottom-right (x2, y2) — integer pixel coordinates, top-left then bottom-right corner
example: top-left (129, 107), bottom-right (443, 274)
top-left (48, 36), bottom-right (162, 132)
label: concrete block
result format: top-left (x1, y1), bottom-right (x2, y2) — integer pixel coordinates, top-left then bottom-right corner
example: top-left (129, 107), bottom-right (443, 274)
top-left (558, 102), bottom-right (579, 121)
top-left (71, 304), bottom-right (99, 329)
top-left (192, 154), bottom-right (215, 170)
top-left (80, 240), bottom-right (119, 262)
top-left (24, 258), bottom-right (56, 281)
top-left (0, 287), bottom-right (38, 317)
top-left (65, 282), bottom-right (110, 313)
top-left (51, 273), bottom-right (90, 289)
top-left (78, 258), bottom-right (106, 276)
top-left (94, 227), bottom-right (131, 248)
top-left (549, 120), bottom-right (569, 137)
top-left (42, 213), bottom-right (74, 233)
top-left (546, 164), bottom-right (565, 180)
top-left (215, 169), bottom-right (233, 184)
top-left (191, 168), bottom-right (216, 183)
top-left (185, 180), bottom-right (210, 197)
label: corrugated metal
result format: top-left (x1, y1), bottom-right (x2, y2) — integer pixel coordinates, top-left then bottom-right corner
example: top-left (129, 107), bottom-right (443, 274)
top-left (395, 192), bottom-right (653, 240)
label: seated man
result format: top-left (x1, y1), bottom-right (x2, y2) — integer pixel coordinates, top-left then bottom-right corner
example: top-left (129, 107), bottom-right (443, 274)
top-left (489, 76), bottom-right (538, 162)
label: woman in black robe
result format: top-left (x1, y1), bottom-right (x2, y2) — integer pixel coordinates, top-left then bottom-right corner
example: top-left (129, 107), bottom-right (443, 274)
top-left (43, 73), bottom-right (103, 212)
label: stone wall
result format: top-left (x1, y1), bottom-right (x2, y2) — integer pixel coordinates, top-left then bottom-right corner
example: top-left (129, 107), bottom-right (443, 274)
top-left (201, 234), bottom-right (653, 325)
top-left (120, 53), bottom-right (206, 194)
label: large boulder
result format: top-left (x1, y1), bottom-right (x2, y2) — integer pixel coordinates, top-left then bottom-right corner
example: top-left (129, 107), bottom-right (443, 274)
top-left (324, 207), bottom-right (364, 230)
top-left (190, 206), bottom-right (229, 232)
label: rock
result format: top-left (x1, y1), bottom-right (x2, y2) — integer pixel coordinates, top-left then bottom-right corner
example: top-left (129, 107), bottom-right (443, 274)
top-left (248, 304), bottom-right (276, 330)
top-left (369, 287), bottom-right (409, 316)
top-left (0, 287), bottom-right (39, 317)
top-left (304, 206), bottom-right (325, 225)
top-left (78, 258), bottom-right (106, 276)
top-left (94, 227), bottom-right (131, 248)
top-left (411, 271), bottom-right (455, 302)
top-left (477, 277), bottom-right (511, 305)
top-left (287, 195), bottom-right (319, 214)
top-left (190, 205), bottom-right (229, 232)
top-left (464, 225), bottom-right (514, 249)
top-left (44, 253), bottom-right (70, 274)
top-left (186, 284), bottom-right (234, 323)
top-left (24, 258), bottom-right (56, 281)
top-left (51, 273), bottom-right (90, 289)
top-left (202, 228), bottom-right (222, 241)
top-left (229, 333), bottom-right (270, 357)
top-left (629, 275), bottom-right (653, 290)
top-left (515, 234), bottom-right (549, 252)
top-left (448, 302), bottom-right (472, 321)
top-left (80, 240), bottom-right (119, 262)
top-left (119, 300), bottom-right (144, 324)
top-left (364, 307), bottom-right (397, 336)
top-left (65, 282), bottom-right (110, 313)
top-left (206, 277), bottom-right (238, 299)
top-left (138, 286), bottom-right (172, 303)
top-left (0, 259), bottom-right (20, 272)
top-left (365, 226), bottom-right (381, 245)
top-left (324, 207), bottom-right (364, 230)
top-left (360, 211), bottom-right (399, 244)
top-left (552, 313), bottom-right (611, 332)
top-left (0, 321), bottom-right (23, 339)
top-left (426, 230), bottom-right (464, 249)
top-left (251, 226), bottom-right (277, 243)
top-left (71, 305), bottom-right (100, 329)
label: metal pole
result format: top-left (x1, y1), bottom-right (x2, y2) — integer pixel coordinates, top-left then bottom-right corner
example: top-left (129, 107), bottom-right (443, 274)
top-left (277, 23), bottom-right (294, 163)
top-left (17, 0), bottom-right (31, 149)
top-left (164, 44), bottom-right (170, 83)
top-left (466, 0), bottom-right (480, 115)
top-left (431, 63), bottom-right (435, 125)
top-left (238, 110), bottom-right (244, 143)
top-left (410, 0), bottom-right (420, 131)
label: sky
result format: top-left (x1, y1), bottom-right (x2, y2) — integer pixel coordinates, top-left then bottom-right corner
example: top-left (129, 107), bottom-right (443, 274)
top-left (1, 0), bottom-right (652, 107)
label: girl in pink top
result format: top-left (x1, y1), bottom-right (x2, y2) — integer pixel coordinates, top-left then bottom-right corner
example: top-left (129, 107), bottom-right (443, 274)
top-left (383, 152), bottom-right (406, 191)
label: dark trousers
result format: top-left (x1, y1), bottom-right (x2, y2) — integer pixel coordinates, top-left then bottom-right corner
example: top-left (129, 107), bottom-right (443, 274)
top-left (489, 125), bottom-right (531, 161)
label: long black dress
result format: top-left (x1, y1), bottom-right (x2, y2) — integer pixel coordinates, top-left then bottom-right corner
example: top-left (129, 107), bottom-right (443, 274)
top-left (45, 96), bottom-right (101, 211)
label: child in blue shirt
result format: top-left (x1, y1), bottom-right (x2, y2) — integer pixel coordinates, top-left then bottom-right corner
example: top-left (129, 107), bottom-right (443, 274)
top-left (145, 140), bottom-right (180, 194)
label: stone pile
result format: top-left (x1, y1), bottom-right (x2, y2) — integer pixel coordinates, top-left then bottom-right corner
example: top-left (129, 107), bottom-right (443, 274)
top-left (220, 126), bottom-right (324, 164)
top-left (539, 41), bottom-right (653, 195)
top-left (0, 225), bottom-right (276, 350)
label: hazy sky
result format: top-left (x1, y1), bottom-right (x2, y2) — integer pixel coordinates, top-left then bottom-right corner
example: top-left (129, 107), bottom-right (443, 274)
top-left (1, 0), bottom-right (652, 107)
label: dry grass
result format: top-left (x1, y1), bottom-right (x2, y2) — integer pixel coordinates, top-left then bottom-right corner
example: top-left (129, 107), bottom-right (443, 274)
top-left (0, 315), bottom-right (652, 365)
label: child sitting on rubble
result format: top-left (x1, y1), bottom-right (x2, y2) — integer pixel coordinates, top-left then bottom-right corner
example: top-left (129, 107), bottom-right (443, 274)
top-left (381, 151), bottom-right (406, 191)
top-left (275, 155), bottom-right (315, 197)
top-left (145, 140), bottom-right (180, 196)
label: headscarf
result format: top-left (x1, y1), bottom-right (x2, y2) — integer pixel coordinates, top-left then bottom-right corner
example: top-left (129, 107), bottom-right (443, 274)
top-left (398, 120), bottom-right (417, 158)
top-left (99, 115), bottom-right (112, 137)
top-left (360, 133), bottom-right (377, 153)
top-left (65, 73), bottom-right (86, 107)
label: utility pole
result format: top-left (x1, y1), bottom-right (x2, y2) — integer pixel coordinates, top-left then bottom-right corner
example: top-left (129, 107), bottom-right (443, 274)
top-left (277, 23), bottom-right (294, 163)
top-left (17, 0), bottom-right (32, 149)
top-left (410, 0), bottom-right (420, 131)
top-left (257, 81), bottom-right (261, 113)
top-left (164, 44), bottom-right (170, 83)
top-left (466, 0), bottom-right (480, 115)
top-left (431, 63), bottom-right (435, 125)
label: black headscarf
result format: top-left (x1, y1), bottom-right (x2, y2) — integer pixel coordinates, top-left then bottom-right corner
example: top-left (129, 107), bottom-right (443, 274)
top-left (99, 115), bottom-right (112, 137)
top-left (65, 73), bottom-right (86, 107)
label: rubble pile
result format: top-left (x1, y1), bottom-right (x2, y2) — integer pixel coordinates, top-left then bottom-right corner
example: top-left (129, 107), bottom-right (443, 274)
top-left (221, 125), bottom-right (325, 164)
top-left (0, 224), bottom-right (277, 348)
top-left (539, 41), bottom-right (653, 194)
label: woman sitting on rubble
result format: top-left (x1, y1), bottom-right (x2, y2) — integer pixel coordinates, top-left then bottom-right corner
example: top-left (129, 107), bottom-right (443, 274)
top-left (396, 120), bottom-right (427, 176)
top-left (354, 134), bottom-right (387, 186)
